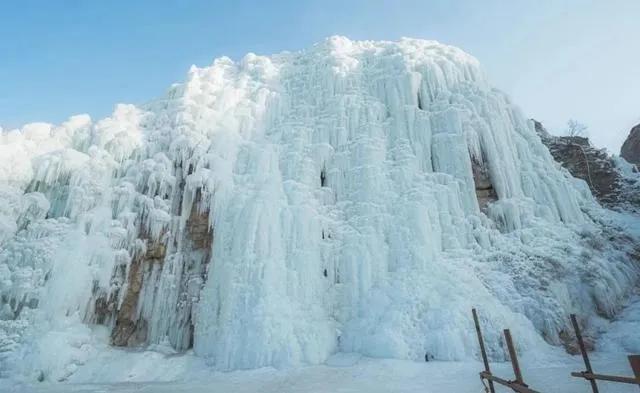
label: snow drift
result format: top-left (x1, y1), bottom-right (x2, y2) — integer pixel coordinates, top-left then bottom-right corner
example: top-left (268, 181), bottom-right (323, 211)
top-left (1, 37), bottom-right (638, 381)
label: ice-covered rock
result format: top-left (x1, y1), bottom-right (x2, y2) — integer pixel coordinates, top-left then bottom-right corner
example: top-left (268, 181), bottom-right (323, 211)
top-left (621, 123), bottom-right (640, 168)
top-left (1, 37), bottom-right (639, 379)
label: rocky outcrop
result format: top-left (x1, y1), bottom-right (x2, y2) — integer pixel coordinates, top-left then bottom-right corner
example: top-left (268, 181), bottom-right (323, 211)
top-left (533, 120), bottom-right (622, 205)
top-left (111, 256), bottom-right (147, 347)
top-left (107, 199), bottom-right (213, 350)
top-left (89, 178), bottom-right (214, 350)
top-left (532, 120), bottom-right (640, 213)
top-left (621, 124), bottom-right (640, 168)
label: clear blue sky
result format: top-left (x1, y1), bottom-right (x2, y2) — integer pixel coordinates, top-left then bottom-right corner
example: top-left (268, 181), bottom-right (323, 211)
top-left (1, 0), bottom-right (638, 152)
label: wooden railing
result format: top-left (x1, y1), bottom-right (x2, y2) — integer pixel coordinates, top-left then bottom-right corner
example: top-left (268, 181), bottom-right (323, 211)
top-left (472, 309), bottom-right (640, 392)
top-left (569, 314), bottom-right (640, 392)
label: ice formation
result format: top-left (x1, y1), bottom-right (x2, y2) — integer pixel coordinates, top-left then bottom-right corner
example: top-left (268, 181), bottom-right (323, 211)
top-left (1, 37), bottom-right (639, 380)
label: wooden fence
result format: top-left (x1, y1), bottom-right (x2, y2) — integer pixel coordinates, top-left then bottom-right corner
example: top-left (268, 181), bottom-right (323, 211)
top-left (472, 309), bottom-right (640, 392)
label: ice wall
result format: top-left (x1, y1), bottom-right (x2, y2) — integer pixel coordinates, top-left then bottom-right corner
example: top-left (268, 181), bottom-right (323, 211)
top-left (1, 37), bottom-right (638, 379)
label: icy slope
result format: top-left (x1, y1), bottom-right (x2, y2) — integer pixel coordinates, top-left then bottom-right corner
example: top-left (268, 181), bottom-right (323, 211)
top-left (1, 37), bottom-right (638, 380)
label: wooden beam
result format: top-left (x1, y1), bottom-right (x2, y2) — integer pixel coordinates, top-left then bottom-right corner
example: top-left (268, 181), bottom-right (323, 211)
top-left (571, 371), bottom-right (638, 385)
top-left (480, 372), bottom-right (541, 393)
top-left (570, 314), bottom-right (599, 393)
top-left (472, 309), bottom-right (495, 393)
top-left (504, 329), bottom-right (525, 385)
top-left (628, 355), bottom-right (640, 388)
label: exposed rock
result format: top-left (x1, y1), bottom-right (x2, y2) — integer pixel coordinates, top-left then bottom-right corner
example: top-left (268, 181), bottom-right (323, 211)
top-left (167, 192), bottom-right (213, 349)
top-left (532, 119), bottom-right (551, 139)
top-left (471, 156), bottom-right (497, 211)
top-left (111, 254), bottom-right (146, 346)
top-left (621, 123), bottom-right (640, 168)
top-left (108, 191), bottom-right (213, 350)
top-left (111, 244), bottom-right (163, 347)
top-left (187, 201), bottom-right (213, 252)
top-left (533, 120), bottom-right (622, 205)
top-left (92, 291), bottom-right (117, 325)
top-left (87, 260), bottom-right (126, 327)
top-left (559, 327), bottom-right (594, 356)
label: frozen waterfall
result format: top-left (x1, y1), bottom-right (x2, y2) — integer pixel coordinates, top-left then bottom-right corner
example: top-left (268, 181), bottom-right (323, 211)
top-left (0, 37), bottom-right (638, 380)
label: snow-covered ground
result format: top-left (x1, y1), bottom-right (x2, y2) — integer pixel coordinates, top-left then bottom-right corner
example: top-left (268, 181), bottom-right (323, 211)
top-left (3, 292), bottom-right (640, 393)
top-left (2, 352), bottom-right (639, 392)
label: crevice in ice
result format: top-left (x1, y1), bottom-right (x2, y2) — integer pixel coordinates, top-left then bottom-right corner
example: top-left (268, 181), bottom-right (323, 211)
top-left (471, 154), bottom-right (497, 212)
top-left (320, 167), bottom-right (327, 188)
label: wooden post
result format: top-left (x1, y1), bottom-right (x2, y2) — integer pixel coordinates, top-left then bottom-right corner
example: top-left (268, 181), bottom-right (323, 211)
top-left (472, 309), bottom-right (496, 393)
top-left (629, 355), bottom-right (640, 389)
top-left (571, 314), bottom-right (599, 393)
top-left (504, 329), bottom-right (525, 385)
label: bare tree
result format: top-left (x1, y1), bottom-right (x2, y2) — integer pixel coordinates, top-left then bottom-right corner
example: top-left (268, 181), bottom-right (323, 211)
top-left (566, 119), bottom-right (588, 138)
top-left (564, 119), bottom-right (594, 189)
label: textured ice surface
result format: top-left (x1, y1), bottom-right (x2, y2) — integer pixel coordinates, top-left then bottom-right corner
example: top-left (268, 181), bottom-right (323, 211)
top-left (1, 37), bottom-right (639, 381)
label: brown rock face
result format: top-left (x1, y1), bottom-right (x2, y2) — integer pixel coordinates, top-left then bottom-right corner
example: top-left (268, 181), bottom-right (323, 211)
top-left (471, 156), bottom-right (497, 211)
top-left (187, 201), bottom-right (213, 252)
top-left (621, 124), bottom-right (640, 167)
top-left (107, 189), bottom-right (213, 350)
top-left (533, 120), bottom-right (622, 205)
top-left (111, 241), bottom-right (164, 347)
